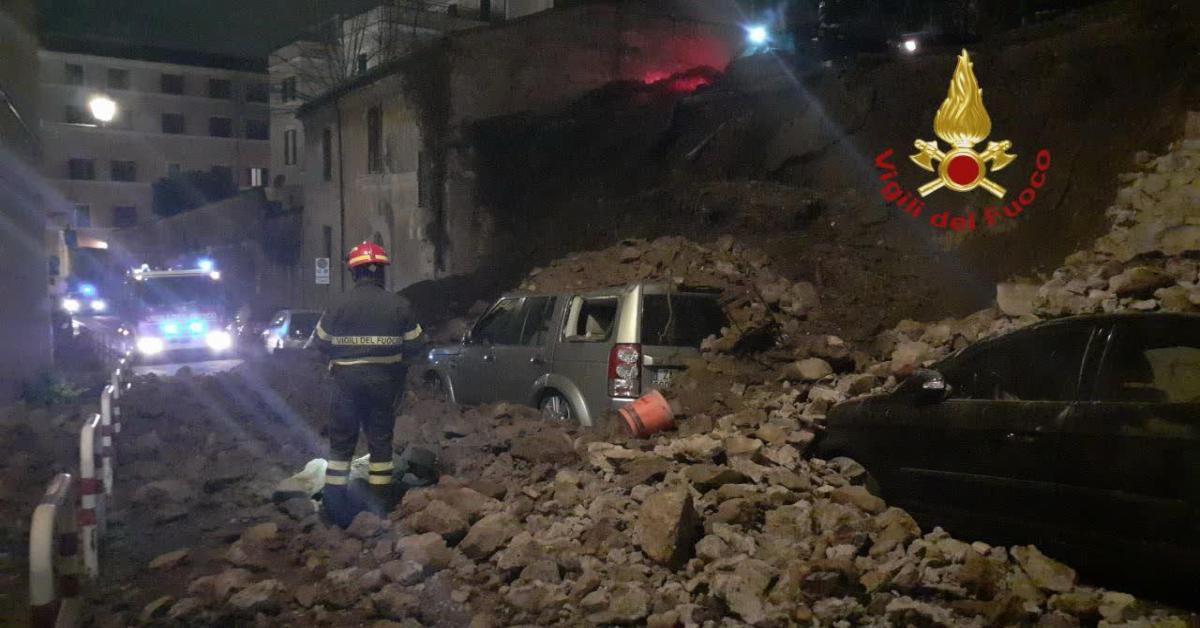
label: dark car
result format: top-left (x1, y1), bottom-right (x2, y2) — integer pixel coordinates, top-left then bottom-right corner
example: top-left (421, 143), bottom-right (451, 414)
top-left (811, 313), bottom-right (1200, 601)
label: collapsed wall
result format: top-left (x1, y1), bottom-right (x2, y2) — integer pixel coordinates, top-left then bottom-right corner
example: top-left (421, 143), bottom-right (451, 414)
top-left (462, 0), bottom-right (1200, 338)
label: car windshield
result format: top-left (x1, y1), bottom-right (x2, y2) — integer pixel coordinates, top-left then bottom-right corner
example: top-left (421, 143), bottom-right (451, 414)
top-left (289, 312), bottom-right (321, 334)
top-left (136, 277), bottom-right (222, 308)
top-left (641, 294), bottom-right (727, 348)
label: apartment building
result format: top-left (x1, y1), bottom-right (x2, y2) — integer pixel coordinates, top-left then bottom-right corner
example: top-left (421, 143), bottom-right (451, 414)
top-left (39, 40), bottom-right (272, 234)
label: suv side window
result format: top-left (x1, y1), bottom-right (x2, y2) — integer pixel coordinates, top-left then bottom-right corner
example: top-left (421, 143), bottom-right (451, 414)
top-left (519, 296), bottom-right (556, 346)
top-left (1095, 321), bottom-right (1200, 403)
top-left (944, 324), bottom-right (1092, 401)
top-left (562, 296), bottom-right (618, 342)
top-left (472, 298), bottom-right (524, 345)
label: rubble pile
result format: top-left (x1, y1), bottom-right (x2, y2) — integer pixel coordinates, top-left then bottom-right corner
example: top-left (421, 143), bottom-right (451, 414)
top-left (109, 392), bottom-right (1192, 627)
top-left (87, 133), bottom-right (1200, 626)
top-left (519, 235), bottom-right (821, 348)
top-left (1005, 135), bottom-right (1200, 318)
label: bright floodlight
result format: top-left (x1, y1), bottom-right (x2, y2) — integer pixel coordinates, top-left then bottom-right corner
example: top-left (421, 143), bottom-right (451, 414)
top-left (89, 96), bottom-right (117, 123)
top-left (62, 298), bottom-right (81, 313)
top-left (903, 39), bottom-right (919, 53)
top-left (198, 258), bottom-right (214, 272)
top-left (137, 336), bottom-right (165, 355)
top-left (90, 299), bottom-right (107, 312)
top-left (206, 330), bottom-right (233, 351)
top-left (747, 25), bottom-right (768, 45)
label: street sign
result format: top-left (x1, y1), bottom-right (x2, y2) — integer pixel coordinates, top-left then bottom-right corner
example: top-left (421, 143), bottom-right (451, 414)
top-left (315, 257), bottom-right (330, 285)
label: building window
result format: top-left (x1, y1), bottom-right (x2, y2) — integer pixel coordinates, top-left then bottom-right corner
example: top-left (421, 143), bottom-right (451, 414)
top-left (208, 78), bottom-right (232, 99)
top-left (246, 82), bottom-right (269, 103)
top-left (161, 113), bottom-right (186, 134)
top-left (367, 106), bottom-right (383, 174)
top-left (245, 119), bottom-right (269, 140)
top-left (65, 105), bottom-right (88, 124)
top-left (211, 165), bottom-right (233, 186)
top-left (65, 63), bottom-right (84, 85)
top-left (107, 68), bottom-right (129, 90)
top-left (281, 77), bottom-right (297, 102)
top-left (68, 158), bottom-right (96, 180)
top-left (111, 160), bottom-right (137, 182)
top-left (321, 127), bottom-right (332, 181)
top-left (284, 129), bottom-right (297, 166)
top-left (248, 167), bottom-right (268, 187)
top-left (167, 163), bottom-right (182, 177)
top-left (112, 206), bottom-right (138, 227)
top-left (74, 205), bottom-right (92, 228)
top-left (208, 116), bottom-right (233, 138)
top-left (161, 73), bottom-right (185, 95)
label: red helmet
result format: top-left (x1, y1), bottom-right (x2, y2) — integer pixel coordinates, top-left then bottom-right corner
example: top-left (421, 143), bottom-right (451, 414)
top-left (346, 241), bottom-right (390, 268)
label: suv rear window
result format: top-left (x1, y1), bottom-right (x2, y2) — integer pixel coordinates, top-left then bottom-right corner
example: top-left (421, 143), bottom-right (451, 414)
top-left (640, 294), bottom-right (727, 348)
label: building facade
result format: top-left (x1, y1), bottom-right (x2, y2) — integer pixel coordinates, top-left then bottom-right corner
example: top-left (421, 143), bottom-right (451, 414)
top-left (38, 43), bottom-right (272, 237)
top-left (283, 2), bottom-right (738, 309)
top-left (0, 0), bottom-right (52, 398)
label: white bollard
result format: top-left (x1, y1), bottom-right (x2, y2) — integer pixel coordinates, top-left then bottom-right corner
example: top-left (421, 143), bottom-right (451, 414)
top-left (109, 370), bottom-right (122, 434)
top-left (78, 414), bottom-right (104, 577)
top-left (98, 386), bottom-right (115, 497)
top-left (29, 473), bottom-right (82, 628)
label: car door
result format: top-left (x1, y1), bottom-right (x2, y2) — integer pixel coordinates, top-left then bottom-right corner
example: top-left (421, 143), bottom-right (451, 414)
top-left (553, 293), bottom-right (621, 419)
top-left (489, 296), bottom-right (559, 404)
top-left (879, 321), bottom-right (1097, 548)
top-left (453, 297), bottom-right (524, 405)
top-left (1058, 316), bottom-right (1200, 570)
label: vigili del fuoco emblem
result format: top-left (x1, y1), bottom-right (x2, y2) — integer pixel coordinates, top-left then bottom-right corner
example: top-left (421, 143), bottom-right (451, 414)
top-left (910, 50), bottom-right (1017, 198)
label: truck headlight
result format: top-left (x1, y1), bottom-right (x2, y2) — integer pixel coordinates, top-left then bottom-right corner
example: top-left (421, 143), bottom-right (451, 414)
top-left (62, 298), bottom-right (81, 313)
top-left (137, 336), bottom-right (165, 355)
top-left (205, 330), bottom-right (233, 351)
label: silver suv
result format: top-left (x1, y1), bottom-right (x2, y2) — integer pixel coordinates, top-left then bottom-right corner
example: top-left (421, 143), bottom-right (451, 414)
top-left (423, 283), bottom-right (728, 426)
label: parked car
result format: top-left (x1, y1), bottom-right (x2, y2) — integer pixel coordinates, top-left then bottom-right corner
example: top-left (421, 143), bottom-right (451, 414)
top-left (810, 313), bottom-right (1200, 600)
top-left (423, 283), bottom-right (728, 426)
top-left (262, 309), bottom-right (322, 354)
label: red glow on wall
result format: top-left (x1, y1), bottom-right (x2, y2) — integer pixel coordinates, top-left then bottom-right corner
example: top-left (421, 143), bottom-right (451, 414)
top-left (642, 70), bottom-right (713, 93)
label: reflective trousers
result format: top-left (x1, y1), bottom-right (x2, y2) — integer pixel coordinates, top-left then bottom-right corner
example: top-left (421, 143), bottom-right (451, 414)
top-left (324, 368), bottom-right (403, 488)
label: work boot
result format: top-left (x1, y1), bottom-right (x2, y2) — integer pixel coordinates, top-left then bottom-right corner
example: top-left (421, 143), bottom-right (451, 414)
top-left (320, 485), bottom-right (364, 529)
top-left (368, 482), bottom-right (402, 515)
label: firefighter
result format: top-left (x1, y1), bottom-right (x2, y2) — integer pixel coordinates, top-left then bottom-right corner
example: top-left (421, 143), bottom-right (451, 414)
top-left (310, 241), bottom-right (423, 527)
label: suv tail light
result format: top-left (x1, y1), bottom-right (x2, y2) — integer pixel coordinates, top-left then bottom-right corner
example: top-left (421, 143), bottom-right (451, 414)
top-left (608, 343), bottom-right (642, 398)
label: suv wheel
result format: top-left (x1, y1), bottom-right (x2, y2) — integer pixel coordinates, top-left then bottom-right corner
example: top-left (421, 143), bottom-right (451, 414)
top-left (539, 392), bottom-right (573, 423)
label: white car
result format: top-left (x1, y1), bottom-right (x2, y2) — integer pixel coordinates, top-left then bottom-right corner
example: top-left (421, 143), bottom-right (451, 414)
top-left (262, 309), bottom-right (322, 354)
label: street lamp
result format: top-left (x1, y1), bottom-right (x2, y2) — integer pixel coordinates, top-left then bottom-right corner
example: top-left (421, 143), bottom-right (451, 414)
top-left (88, 96), bottom-right (117, 124)
top-left (746, 25), bottom-right (769, 46)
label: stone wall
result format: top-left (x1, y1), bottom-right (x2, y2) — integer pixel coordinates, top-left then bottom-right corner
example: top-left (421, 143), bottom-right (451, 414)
top-left (439, 2), bottom-right (740, 275)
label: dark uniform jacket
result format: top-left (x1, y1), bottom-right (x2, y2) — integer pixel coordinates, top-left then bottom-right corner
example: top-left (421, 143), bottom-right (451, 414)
top-left (310, 282), bottom-right (423, 371)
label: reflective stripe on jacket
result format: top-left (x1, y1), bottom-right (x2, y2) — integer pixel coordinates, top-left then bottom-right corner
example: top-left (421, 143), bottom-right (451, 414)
top-left (310, 282), bottom-right (422, 369)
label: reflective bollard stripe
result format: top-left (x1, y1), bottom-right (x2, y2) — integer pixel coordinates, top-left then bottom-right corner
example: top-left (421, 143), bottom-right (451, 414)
top-left (99, 387), bottom-right (115, 497)
top-left (30, 473), bottom-right (81, 628)
top-left (79, 414), bottom-right (104, 576)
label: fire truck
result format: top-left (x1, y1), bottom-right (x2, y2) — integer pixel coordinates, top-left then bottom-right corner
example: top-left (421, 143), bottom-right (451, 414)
top-left (124, 260), bottom-right (235, 360)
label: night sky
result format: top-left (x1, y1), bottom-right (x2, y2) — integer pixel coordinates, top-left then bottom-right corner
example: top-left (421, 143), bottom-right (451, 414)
top-left (37, 0), bottom-right (381, 57)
